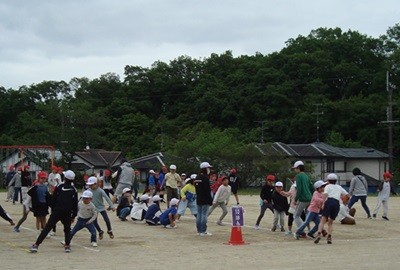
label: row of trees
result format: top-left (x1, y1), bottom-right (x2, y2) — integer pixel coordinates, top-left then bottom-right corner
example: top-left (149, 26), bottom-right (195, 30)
top-left (1, 25), bottom-right (399, 184)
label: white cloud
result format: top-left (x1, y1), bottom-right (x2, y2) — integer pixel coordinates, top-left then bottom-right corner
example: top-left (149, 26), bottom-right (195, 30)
top-left (0, 0), bottom-right (399, 89)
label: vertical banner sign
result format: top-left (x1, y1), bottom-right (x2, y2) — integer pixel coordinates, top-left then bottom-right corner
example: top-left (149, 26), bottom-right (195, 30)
top-left (231, 205), bottom-right (244, 227)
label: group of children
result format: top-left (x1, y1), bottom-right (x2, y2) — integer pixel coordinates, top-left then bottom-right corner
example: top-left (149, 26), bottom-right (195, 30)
top-left (0, 161), bottom-right (395, 253)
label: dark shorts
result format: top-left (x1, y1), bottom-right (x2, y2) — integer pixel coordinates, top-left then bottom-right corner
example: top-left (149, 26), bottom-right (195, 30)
top-left (166, 186), bottom-right (178, 201)
top-left (321, 198), bottom-right (340, 220)
top-left (33, 202), bottom-right (49, 217)
top-left (229, 183), bottom-right (238, 194)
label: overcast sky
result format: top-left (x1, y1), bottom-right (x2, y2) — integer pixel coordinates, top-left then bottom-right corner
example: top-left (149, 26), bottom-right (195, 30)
top-left (1, 0), bottom-right (399, 89)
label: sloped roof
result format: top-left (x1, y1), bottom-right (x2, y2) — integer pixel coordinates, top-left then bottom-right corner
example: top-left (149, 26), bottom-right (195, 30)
top-left (130, 152), bottom-right (165, 169)
top-left (74, 149), bottom-right (122, 167)
top-left (270, 142), bottom-right (388, 159)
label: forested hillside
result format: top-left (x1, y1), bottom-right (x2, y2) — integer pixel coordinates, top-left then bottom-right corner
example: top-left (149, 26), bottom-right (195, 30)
top-left (1, 26), bottom-right (399, 178)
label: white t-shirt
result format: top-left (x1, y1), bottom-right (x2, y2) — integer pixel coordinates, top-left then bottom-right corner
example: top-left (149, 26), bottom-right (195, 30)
top-left (378, 182), bottom-right (390, 200)
top-left (324, 184), bottom-right (348, 201)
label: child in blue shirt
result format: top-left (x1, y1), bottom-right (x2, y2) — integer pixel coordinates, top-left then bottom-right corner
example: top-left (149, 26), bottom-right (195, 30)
top-left (145, 195), bottom-right (164, 225)
top-left (160, 198), bottom-right (179, 228)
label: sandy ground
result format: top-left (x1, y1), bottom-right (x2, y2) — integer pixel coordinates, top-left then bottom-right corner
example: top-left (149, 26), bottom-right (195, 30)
top-left (1, 192), bottom-right (400, 270)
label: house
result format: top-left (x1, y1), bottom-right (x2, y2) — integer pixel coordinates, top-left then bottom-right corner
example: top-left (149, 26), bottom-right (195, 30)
top-left (71, 149), bottom-right (124, 175)
top-left (268, 142), bottom-right (389, 191)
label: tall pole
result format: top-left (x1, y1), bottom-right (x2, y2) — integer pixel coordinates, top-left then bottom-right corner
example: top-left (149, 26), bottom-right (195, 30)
top-left (312, 104), bottom-right (323, 142)
top-left (254, 120), bottom-right (266, 144)
top-left (379, 71), bottom-right (398, 172)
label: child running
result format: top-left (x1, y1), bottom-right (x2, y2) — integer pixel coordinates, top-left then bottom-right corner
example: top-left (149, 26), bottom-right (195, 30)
top-left (86, 176), bottom-right (116, 240)
top-left (27, 171), bottom-right (50, 236)
top-left (314, 173), bottom-right (348, 244)
top-left (372, 172), bottom-right (392, 220)
top-left (254, 174), bottom-right (275, 230)
top-left (66, 190), bottom-right (98, 247)
top-left (176, 175), bottom-right (197, 222)
top-left (207, 176), bottom-right (231, 225)
top-left (294, 180), bottom-right (327, 239)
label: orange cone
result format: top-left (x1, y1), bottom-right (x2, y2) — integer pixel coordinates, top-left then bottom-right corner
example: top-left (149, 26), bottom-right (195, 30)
top-left (225, 226), bottom-right (247, 245)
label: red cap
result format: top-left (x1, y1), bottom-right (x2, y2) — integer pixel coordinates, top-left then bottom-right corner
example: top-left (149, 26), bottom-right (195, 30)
top-left (24, 165), bottom-right (30, 170)
top-left (51, 165), bottom-right (58, 171)
top-left (266, 174), bottom-right (276, 181)
top-left (17, 167), bottom-right (22, 171)
top-left (9, 165), bottom-right (15, 170)
top-left (104, 170), bottom-right (111, 176)
top-left (383, 172), bottom-right (393, 179)
top-left (38, 171), bottom-right (48, 179)
top-left (230, 168), bottom-right (237, 174)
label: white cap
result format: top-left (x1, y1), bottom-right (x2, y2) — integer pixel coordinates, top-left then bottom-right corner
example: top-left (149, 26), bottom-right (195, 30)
top-left (181, 173), bottom-right (186, 176)
top-left (122, 187), bottom-right (132, 194)
top-left (170, 198), bottom-right (179, 206)
top-left (314, 180), bottom-right (327, 189)
top-left (326, 173), bottom-right (338, 181)
top-left (275, 181), bottom-right (283, 187)
top-left (200, 162), bottom-right (212, 169)
top-left (149, 170), bottom-right (155, 174)
top-left (190, 174), bottom-right (197, 179)
top-left (140, 194), bottom-right (150, 201)
top-left (63, 170), bottom-right (75, 180)
top-left (87, 176), bottom-right (98, 185)
top-left (170, 164), bottom-right (177, 170)
top-left (185, 178), bottom-right (192, 184)
top-left (292, 161), bottom-right (304, 168)
top-left (151, 195), bottom-right (163, 202)
top-left (82, 190), bottom-right (93, 198)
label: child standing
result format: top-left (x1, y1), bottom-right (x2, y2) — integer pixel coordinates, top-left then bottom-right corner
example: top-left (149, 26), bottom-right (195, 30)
top-left (27, 171), bottom-right (50, 236)
top-left (207, 176), bottom-right (231, 225)
top-left (314, 173), bottom-right (349, 244)
top-left (160, 198), bottom-right (179, 228)
top-left (86, 176), bottom-right (116, 240)
top-left (294, 180), bottom-right (327, 239)
top-left (372, 172), bottom-right (392, 220)
top-left (254, 175), bottom-right (275, 229)
top-left (68, 190), bottom-right (98, 247)
top-left (271, 181), bottom-right (289, 232)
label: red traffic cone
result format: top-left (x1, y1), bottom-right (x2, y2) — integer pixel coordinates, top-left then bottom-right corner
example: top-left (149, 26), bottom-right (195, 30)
top-left (225, 226), bottom-right (247, 245)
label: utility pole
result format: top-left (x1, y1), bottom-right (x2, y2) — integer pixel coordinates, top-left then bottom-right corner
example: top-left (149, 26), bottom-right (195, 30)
top-left (312, 104), bottom-right (324, 142)
top-left (379, 71), bottom-right (399, 172)
top-left (254, 120), bottom-right (267, 144)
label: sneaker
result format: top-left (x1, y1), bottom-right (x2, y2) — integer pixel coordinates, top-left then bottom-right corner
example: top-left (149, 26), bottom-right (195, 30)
top-left (13, 227), bottom-right (20, 233)
top-left (280, 227), bottom-right (285, 232)
top-left (60, 241), bottom-right (65, 246)
top-left (300, 233), bottom-right (307, 239)
top-left (307, 233), bottom-right (316, 239)
top-left (30, 244), bottom-right (38, 253)
top-left (236, 202), bottom-right (240, 205)
top-left (314, 236), bottom-right (321, 244)
top-left (216, 220), bottom-right (223, 226)
top-left (284, 231), bottom-right (293, 236)
top-left (271, 226), bottom-right (276, 232)
top-left (99, 230), bottom-right (104, 240)
top-left (372, 214), bottom-right (377, 219)
top-left (9, 220), bottom-right (15, 226)
top-left (107, 230), bottom-right (114, 239)
top-left (321, 230), bottom-right (327, 237)
top-left (294, 233), bottom-right (300, 240)
top-left (49, 232), bottom-right (56, 236)
top-left (382, 216), bottom-right (389, 221)
top-left (64, 245), bottom-right (71, 253)
top-left (254, 225), bottom-right (260, 230)
top-left (199, 232), bottom-right (212, 236)
top-left (165, 224), bottom-right (176, 229)
top-left (327, 235), bottom-right (332, 244)
top-left (367, 216), bottom-right (372, 219)
top-left (91, 242), bottom-right (98, 247)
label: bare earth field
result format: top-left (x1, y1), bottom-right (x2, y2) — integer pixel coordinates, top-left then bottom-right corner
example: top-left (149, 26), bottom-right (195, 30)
top-left (1, 192), bottom-right (400, 270)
